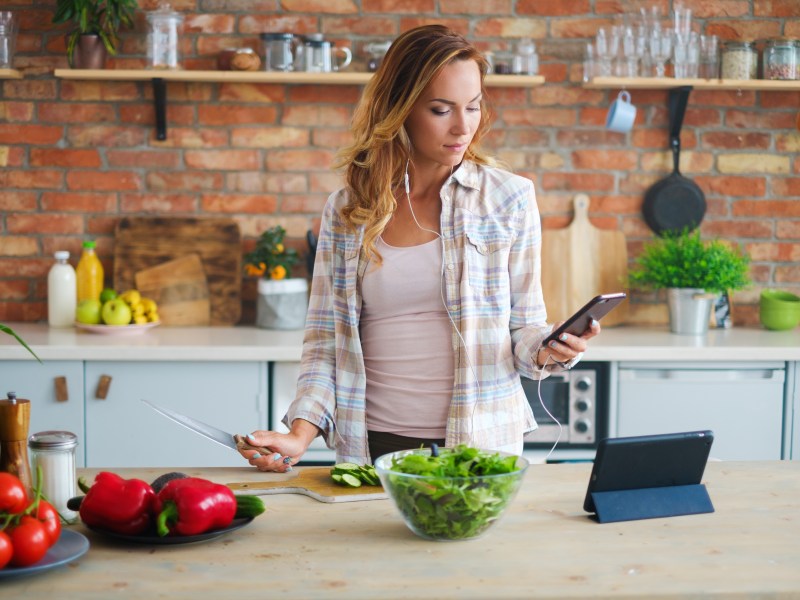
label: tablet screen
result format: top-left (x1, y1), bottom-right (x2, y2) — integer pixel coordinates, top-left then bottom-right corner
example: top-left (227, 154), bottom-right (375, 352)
top-left (583, 430), bottom-right (714, 514)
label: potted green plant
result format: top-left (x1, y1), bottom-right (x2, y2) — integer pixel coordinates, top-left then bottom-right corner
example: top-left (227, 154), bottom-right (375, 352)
top-left (52, 0), bottom-right (137, 68)
top-left (628, 230), bottom-right (751, 335)
top-left (244, 226), bottom-right (308, 330)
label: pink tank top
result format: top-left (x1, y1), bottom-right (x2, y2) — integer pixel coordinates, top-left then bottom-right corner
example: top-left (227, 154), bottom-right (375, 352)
top-left (360, 237), bottom-right (454, 438)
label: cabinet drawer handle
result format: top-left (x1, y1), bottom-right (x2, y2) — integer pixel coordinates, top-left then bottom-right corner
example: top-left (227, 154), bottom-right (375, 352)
top-left (95, 375), bottom-right (112, 400)
top-left (54, 376), bottom-right (69, 402)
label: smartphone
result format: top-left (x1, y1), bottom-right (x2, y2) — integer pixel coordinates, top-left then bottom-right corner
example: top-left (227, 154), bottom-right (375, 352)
top-left (543, 292), bottom-right (626, 345)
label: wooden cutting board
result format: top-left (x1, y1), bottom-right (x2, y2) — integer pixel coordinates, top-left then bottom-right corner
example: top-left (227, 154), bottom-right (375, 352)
top-left (541, 194), bottom-right (629, 327)
top-left (134, 254), bottom-right (211, 326)
top-left (227, 467), bottom-right (387, 503)
top-left (114, 217), bottom-right (241, 325)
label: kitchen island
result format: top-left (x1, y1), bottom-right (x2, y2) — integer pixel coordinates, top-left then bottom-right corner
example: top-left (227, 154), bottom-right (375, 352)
top-left (6, 461), bottom-right (800, 599)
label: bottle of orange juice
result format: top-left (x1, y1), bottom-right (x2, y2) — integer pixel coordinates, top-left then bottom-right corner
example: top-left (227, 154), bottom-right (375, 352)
top-left (76, 240), bottom-right (104, 302)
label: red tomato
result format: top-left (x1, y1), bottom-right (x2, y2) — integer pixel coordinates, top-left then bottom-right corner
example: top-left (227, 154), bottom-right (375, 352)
top-left (0, 472), bottom-right (28, 514)
top-left (8, 516), bottom-right (49, 567)
top-left (30, 500), bottom-right (61, 547)
top-left (0, 531), bottom-right (11, 569)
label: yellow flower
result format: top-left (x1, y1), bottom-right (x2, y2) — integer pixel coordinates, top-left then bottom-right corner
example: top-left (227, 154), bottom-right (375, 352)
top-left (270, 265), bottom-right (287, 280)
top-left (273, 243), bottom-right (284, 254)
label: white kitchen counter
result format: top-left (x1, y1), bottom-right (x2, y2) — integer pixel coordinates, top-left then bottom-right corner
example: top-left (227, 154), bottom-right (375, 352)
top-left (1, 322), bottom-right (799, 362)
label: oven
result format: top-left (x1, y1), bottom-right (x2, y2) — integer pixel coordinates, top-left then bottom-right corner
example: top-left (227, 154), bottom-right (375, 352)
top-left (522, 361), bottom-right (609, 452)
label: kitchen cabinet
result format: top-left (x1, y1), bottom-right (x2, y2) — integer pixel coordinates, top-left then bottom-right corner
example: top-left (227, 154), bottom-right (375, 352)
top-left (0, 360), bottom-right (85, 466)
top-left (616, 361), bottom-right (786, 460)
top-left (271, 361), bottom-right (334, 463)
top-left (84, 361), bottom-right (267, 468)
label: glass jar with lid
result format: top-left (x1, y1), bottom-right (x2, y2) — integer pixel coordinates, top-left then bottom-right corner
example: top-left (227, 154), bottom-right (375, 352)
top-left (720, 41), bottom-right (757, 80)
top-left (763, 38), bottom-right (799, 80)
top-left (146, 4), bottom-right (184, 70)
top-left (28, 430), bottom-right (79, 520)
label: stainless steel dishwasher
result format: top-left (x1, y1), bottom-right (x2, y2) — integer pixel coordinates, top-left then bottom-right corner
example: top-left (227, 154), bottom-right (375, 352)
top-left (616, 361), bottom-right (786, 460)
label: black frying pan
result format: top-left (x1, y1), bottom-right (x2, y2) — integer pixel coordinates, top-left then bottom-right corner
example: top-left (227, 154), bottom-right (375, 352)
top-left (642, 86), bottom-right (706, 236)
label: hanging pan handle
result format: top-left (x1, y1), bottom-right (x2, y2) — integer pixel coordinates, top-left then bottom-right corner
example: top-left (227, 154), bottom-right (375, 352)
top-left (668, 86), bottom-right (692, 175)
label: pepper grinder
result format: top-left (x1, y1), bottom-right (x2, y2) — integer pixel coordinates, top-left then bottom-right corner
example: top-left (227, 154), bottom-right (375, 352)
top-left (0, 391), bottom-right (33, 493)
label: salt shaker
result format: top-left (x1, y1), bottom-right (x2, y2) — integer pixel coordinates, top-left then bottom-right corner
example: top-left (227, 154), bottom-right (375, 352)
top-left (28, 430), bottom-right (79, 520)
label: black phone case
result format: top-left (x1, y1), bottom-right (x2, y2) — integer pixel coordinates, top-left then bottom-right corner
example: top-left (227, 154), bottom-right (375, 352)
top-left (544, 292), bottom-right (626, 345)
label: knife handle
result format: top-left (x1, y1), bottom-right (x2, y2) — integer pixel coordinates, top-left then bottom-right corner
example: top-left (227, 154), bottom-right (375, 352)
top-left (233, 434), bottom-right (274, 456)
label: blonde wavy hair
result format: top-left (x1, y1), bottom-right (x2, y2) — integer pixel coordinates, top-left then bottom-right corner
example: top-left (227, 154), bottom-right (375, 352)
top-left (335, 24), bottom-right (495, 263)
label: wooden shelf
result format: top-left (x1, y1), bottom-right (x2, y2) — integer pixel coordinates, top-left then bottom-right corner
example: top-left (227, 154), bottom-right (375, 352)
top-left (0, 68), bottom-right (23, 80)
top-left (54, 69), bottom-right (545, 88)
top-left (53, 69), bottom-right (545, 140)
top-left (584, 76), bottom-right (800, 91)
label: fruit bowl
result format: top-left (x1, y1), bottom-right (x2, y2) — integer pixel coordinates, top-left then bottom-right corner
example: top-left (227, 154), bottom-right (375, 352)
top-left (374, 446), bottom-right (528, 542)
top-left (75, 322), bottom-right (160, 335)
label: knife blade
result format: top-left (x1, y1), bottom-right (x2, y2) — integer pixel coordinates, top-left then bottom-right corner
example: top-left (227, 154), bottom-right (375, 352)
top-left (141, 399), bottom-right (270, 454)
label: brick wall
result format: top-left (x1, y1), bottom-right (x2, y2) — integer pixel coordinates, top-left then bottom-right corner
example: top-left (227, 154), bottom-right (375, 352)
top-left (1, 0), bottom-right (799, 325)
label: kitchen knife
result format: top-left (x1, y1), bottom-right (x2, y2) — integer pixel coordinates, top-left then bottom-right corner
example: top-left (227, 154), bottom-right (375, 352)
top-left (141, 399), bottom-right (270, 454)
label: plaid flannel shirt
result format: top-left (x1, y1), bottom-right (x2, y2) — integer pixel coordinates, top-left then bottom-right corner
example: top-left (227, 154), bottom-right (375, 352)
top-left (285, 161), bottom-right (561, 464)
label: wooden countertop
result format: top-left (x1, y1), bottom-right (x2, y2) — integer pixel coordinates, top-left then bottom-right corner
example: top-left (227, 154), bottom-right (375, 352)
top-left (8, 461), bottom-right (800, 599)
top-left (2, 323), bottom-right (800, 362)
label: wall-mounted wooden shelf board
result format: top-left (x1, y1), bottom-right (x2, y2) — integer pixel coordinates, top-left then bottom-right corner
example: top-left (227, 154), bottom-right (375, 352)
top-left (0, 68), bottom-right (23, 79)
top-left (54, 69), bottom-right (545, 88)
top-left (584, 76), bottom-right (800, 91)
top-left (52, 69), bottom-right (545, 140)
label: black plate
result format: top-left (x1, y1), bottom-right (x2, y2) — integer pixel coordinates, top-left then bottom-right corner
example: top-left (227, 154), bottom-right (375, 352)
top-left (85, 517), bottom-right (254, 545)
top-left (0, 530), bottom-right (89, 579)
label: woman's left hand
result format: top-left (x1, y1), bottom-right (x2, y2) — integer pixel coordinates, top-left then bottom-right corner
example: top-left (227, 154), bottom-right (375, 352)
top-left (536, 319), bottom-right (601, 366)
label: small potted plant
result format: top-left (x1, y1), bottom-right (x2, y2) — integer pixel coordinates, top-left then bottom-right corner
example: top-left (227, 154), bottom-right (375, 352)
top-left (52, 0), bottom-right (137, 68)
top-left (628, 229), bottom-right (751, 335)
top-left (244, 226), bottom-right (308, 330)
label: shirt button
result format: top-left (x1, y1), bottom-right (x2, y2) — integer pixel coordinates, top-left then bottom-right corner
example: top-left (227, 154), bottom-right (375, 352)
top-left (479, 244), bottom-right (488, 253)
top-left (447, 263), bottom-right (455, 271)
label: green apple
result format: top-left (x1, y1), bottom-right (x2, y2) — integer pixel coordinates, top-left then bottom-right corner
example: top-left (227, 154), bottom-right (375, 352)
top-left (76, 299), bottom-right (102, 325)
top-left (99, 288), bottom-right (118, 304)
top-left (101, 298), bottom-right (132, 326)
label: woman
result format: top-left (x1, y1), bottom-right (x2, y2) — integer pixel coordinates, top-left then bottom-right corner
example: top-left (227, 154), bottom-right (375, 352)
top-left (240, 25), bottom-right (599, 471)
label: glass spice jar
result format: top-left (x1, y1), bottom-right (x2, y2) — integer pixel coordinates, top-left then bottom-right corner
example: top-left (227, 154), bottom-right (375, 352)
top-left (28, 430), bottom-right (79, 520)
top-left (720, 41), bottom-right (757, 80)
top-left (763, 38), bottom-right (799, 80)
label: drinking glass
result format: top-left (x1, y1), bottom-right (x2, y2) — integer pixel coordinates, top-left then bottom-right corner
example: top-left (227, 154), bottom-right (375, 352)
top-left (595, 27), bottom-right (619, 77)
top-left (622, 25), bottom-right (646, 77)
top-left (673, 3), bottom-right (692, 38)
top-left (649, 29), bottom-right (672, 77)
top-left (673, 31), bottom-right (699, 78)
top-left (0, 11), bottom-right (18, 69)
top-left (699, 34), bottom-right (719, 79)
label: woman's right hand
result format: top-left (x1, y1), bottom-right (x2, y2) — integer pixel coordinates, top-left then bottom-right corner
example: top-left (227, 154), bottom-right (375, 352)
top-left (239, 430), bottom-right (308, 472)
top-left (239, 419), bottom-right (321, 472)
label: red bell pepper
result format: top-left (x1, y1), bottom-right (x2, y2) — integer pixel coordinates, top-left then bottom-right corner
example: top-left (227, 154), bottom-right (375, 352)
top-left (155, 477), bottom-right (236, 537)
top-left (79, 472), bottom-right (156, 535)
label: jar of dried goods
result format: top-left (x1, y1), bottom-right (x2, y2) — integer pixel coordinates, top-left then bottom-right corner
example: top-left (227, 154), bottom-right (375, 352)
top-left (763, 38), bottom-right (799, 80)
top-left (721, 41), bottom-right (757, 80)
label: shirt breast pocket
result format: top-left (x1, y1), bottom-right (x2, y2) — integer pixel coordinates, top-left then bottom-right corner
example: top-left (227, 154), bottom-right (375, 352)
top-left (463, 217), bottom-right (516, 302)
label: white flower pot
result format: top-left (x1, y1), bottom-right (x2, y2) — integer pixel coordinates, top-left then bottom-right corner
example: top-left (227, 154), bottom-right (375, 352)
top-left (256, 278), bottom-right (308, 330)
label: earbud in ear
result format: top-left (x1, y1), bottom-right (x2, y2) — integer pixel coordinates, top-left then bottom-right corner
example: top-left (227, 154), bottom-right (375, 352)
top-left (404, 171), bottom-right (410, 195)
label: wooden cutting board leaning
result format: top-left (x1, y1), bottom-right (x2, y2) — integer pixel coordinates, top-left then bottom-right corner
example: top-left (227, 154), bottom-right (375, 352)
top-left (113, 217), bottom-right (242, 326)
top-left (227, 467), bottom-right (387, 503)
top-left (134, 253), bottom-right (211, 326)
top-left (540, 194), bottom-right (629, 327)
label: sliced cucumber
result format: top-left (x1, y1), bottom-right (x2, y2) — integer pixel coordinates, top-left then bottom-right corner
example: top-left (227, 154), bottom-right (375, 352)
top-left (330, 462), bottom-right (381, 487)
top-left (341, 473), bottom-right (362, 488)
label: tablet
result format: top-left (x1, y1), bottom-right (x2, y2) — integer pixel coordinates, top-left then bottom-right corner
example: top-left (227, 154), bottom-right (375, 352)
top-left (583, 430), bottom-right (714, 514)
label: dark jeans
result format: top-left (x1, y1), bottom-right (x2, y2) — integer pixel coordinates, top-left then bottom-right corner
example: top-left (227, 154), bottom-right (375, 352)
top-left (368, 430), bottom-right (445, 464)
